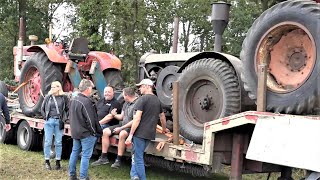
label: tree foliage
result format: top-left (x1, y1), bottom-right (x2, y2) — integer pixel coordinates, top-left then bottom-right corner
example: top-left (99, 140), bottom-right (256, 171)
top-left (0, 0), bottom-right (287, 84)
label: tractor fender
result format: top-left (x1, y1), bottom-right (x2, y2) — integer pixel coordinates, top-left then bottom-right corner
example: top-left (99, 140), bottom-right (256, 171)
top-left (177, 51), bottom-right (242, 74)
top-left (87, 51), bottom-right (121, 71)
top-left (27, 45), bottom-right (68, 63)
top-left (178, 51), bottom-right (255, 110)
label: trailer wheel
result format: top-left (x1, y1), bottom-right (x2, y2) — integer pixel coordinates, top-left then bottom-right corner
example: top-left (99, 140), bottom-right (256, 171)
top-left (240, 0), bottom-right (320, 113)
top-left (0, 81), bottom-right (8, 97)
top-left (18, 52), bottom-right (62, 117)
top-left (104, 69), bottom-right (124, 90)
top-left (17, 121), bottom-right (39, 151)
top-left (178, 59), bottom-right (240, 143)
top-left (0, 116), bottom-right (15, 144)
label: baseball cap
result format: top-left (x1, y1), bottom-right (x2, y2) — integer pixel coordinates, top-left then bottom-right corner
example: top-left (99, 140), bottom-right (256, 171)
top-left (136, 79), bottom-right (154, 87)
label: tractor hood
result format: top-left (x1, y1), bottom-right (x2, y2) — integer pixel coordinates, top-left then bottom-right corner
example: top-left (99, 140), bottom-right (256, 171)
top-left (140, 51), bottom-right (239, 64)
top-left (140, 52), bottom-right (200, 64)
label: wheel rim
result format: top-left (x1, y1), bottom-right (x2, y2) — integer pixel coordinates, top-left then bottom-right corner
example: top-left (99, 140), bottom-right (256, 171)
top-left (23, 66), bottom-right (41, 106)
top-left (19, 127), bottom-right (29, 147)
top-left (184, 77), bottom-right (223, 127)
top-left (255, 22), bottom-right (316, 93)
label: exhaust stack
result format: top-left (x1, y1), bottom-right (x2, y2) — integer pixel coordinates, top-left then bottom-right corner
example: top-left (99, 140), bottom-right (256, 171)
top-left (211, 1), bottom-right (231, 52)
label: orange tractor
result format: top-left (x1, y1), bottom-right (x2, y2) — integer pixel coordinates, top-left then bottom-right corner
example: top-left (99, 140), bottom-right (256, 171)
top-left (11, 21), bottom-right (123, 117)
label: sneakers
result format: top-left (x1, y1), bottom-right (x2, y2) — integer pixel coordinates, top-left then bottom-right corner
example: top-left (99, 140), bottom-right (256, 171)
top-left (111, 160), bottom-right (121, 169)
top-left (45, 161), bottom-right (51, 170)
top-left (131, 176), bottom-right (140, 180)
top-left (91, 157), bottom-right (109, 166)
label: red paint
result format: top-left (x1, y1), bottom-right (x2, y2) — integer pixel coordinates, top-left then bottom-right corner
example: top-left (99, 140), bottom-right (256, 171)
top-left (27, 44), bottom-right (68, 63)
top-left (222, 117), bottom-right (230, 125)
top-left (87, 51), bottom-right (122, 71)
top-left (185, 150), bottom-right (198, 161)
top-left (245, 115), bottom-right (258, 123)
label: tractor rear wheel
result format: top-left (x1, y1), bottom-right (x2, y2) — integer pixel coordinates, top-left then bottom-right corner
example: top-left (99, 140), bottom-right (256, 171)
top-left (178, 59), bottom-right (240, 143)
top-left (18, 52), bottom-right (62, 117)
top-left (103, 69), bottom-right (124, 90)
top-left (240, 0), bottom-right (320, 114)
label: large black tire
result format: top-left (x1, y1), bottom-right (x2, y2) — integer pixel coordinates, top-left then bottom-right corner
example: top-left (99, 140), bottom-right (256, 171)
top-left (18, 52), bottom-right (62, 117)
top-left (0, 116), bottom-right (15, 144)
top-left (103, 69), bottom-right (124, 90)
top-left (178, 59), bottom-right (241, 143)
top-left (17, 121), bottom-right (41, 151)
top-left (240, 0), bottom-right (320, 114)
top-left (0, 81), bottom-right (8, 97)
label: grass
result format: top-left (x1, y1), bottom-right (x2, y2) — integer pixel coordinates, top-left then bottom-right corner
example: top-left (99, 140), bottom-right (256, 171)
top-left (0, 143), bottom-right (307, 180)
top-left (0, 144), bottom-right (226, 180)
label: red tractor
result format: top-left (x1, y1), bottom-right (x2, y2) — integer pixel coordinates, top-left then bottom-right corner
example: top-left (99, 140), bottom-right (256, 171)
top-left (11, 23), bottom-right (123, 117)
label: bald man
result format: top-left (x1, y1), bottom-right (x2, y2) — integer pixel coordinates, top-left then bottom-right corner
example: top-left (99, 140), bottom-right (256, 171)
top-left (96, 86), bottom-right (122, 129)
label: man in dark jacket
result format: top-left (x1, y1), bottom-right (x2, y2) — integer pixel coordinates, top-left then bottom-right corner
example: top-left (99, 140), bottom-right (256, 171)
top-left (68, 79), bottom-right (102, 180)
top-left (0, 93), bottom-right (11, 131)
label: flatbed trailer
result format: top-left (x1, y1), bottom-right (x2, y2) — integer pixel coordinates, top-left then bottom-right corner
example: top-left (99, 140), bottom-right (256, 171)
top-left (2, 103), bottom-right (320, 179)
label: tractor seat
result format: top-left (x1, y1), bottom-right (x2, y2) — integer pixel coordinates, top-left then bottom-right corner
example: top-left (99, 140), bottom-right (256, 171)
top-left (68, 37), bottom-right (89, 61)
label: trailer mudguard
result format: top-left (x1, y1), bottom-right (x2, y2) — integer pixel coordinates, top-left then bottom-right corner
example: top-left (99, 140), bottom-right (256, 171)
top-left (27, 44), bottom-right (68, 63)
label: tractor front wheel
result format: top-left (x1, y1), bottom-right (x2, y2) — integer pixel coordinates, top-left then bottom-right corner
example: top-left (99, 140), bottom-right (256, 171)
top-left (178, 59), bottom-right (241, 143)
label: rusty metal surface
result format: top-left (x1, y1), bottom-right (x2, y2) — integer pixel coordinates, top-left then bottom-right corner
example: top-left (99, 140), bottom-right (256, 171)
top-left (255, 23), bottom-right (316, 93)
top-left (172, 81), bottom-right (180, 145)
top-left (256, 64), bottom-right (267, 111)
top-left (230, 134), bottom-right (244, 180)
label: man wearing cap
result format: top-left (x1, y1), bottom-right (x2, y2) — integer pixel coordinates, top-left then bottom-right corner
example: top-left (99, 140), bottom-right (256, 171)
top-left (68, 79), bottom-right (103, 180)
top-left (125, 79), bottom-right (167, 180)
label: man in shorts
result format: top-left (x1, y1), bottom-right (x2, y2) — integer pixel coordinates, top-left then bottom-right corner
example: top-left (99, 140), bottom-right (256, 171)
top-left (92, 87), bottom-right (138, 167)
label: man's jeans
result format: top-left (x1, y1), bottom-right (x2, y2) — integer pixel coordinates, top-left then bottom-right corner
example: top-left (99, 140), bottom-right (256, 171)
top-left (69, 136), bottom-right (97, 179)
top-left (130, 136), bottom-right (149, 180)
top-left (44, 118), bottom-right (63, 160)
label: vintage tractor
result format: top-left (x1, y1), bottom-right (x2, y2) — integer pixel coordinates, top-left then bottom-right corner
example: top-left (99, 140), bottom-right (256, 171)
top-left (138, 0), bottom-right (320, 144)
top-left (12, 22), bottom-right (124, 117)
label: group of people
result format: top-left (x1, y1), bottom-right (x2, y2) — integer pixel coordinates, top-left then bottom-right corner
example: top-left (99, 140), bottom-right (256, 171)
top-left (40, 78), bottom-right (167, 180)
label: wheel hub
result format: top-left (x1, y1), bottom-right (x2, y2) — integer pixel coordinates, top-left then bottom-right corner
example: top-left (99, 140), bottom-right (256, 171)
top-left (287, 48), bottom-right (307, 71)
top-left (185, 79), bottom-right (222, 125)
top-left (199, 95), bottom-right (213, 111)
